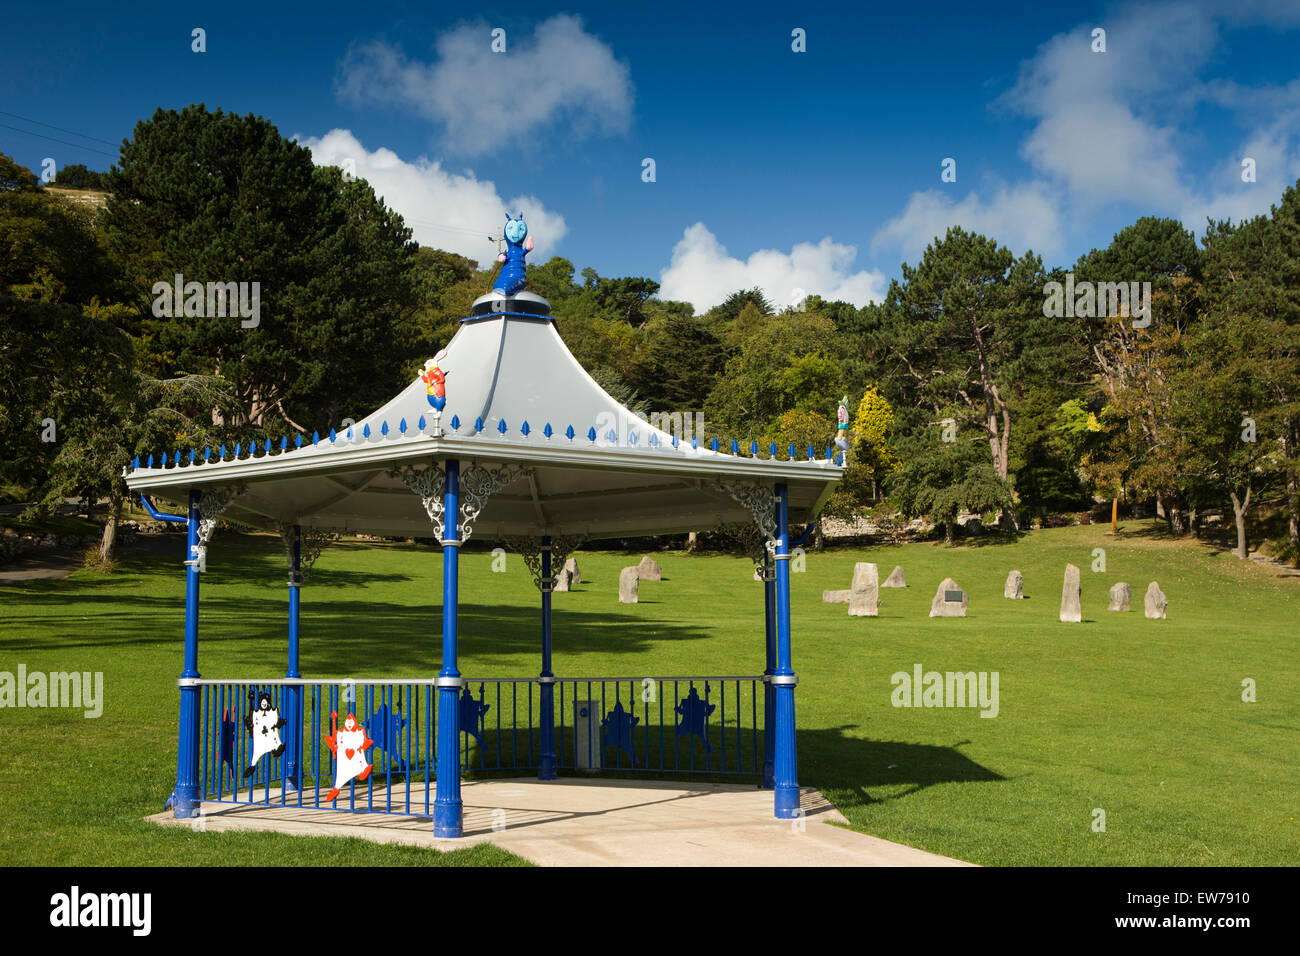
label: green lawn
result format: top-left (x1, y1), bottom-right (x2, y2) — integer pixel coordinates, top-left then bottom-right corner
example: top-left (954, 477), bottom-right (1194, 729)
top-left (1, 523), bottom-right (1296, 866)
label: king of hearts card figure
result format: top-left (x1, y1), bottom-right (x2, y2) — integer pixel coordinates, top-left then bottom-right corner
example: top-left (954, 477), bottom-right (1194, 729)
top-left (325, 710), bottom-right (374, 801)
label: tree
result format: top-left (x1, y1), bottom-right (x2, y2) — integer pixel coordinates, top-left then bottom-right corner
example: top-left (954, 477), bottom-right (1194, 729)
top-left (1073, 217), bottom-right (1202, 534)
top-left (849, 386), bottom-right (899, 499)
top-left (52, 163), bottom-right (106, 190)
top-left (103, 105), bottom-right (417, 435)
top-left (880, 227), bottom-right (1048, 485)
top-left (888, 434), bottom-right (1014, 544)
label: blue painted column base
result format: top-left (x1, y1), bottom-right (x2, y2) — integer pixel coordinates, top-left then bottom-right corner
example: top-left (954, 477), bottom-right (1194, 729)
top-left (169, 684), bottom-right (201, 818)
top-left (772, 682), bottom-right (799, 817)
top-left (434, 682), bottom-right (463, 838)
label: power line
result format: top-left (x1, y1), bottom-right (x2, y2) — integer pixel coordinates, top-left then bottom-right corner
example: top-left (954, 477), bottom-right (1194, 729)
top-left (0, 123), bottom-right (117, 159)
top-left (0, 110), bottom-right (118, 146)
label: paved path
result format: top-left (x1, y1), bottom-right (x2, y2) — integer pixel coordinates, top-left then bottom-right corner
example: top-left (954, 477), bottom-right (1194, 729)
top-left (149, 778), bottom-right (971, 867)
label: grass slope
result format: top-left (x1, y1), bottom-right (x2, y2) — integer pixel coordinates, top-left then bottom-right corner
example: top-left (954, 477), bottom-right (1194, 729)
top-left (1, 523), bottom-right (1295, 865)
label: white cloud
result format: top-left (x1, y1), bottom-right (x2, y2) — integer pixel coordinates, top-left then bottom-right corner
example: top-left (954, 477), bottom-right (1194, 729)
top-left (659, 223), bottom-right (888, 312)
top-left (336, 15), bottom-right (633, 156)
top-left (994, 1), bottom-right (1300, 233)
top-left (298, 128), bottom-right (567, 268)
top-left (872, 182), bottom-right (1064, 265)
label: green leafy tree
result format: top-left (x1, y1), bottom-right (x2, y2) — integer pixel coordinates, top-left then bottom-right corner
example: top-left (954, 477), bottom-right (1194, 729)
top-left (103, 105), bottom-right (417, 435)
top-left (888, 435), bottom-right (1014, 544)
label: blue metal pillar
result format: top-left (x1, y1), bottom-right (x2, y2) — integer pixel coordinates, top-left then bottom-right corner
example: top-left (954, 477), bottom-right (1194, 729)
top-left (762, 551), bottom-right (776, 789)
top-left (169, 489), bottom-right (202, 818)
top-left (538, 536), bottom-right (557, 780)
top-left (772, 483), bottom-right (800, 818)
top-left (284, 524), bottom-right (302, 792)
top-left (435, 460), bottom-right (463, 837)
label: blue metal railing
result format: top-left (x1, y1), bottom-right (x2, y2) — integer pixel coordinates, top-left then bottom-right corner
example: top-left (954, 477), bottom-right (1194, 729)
top-left (195, 676), bottom-right (765, 816)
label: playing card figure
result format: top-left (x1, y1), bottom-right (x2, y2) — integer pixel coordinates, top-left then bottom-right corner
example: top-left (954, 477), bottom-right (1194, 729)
top-left (421, 349), bottom-right (448, 413)
top-left (325, 710), bottom-right (374, 801)
top-left (243, 691), bottom-right (287, 779)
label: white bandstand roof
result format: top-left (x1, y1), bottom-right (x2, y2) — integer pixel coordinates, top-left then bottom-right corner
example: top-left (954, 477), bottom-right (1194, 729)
top-left (126, 293), bottom-right (844, 539)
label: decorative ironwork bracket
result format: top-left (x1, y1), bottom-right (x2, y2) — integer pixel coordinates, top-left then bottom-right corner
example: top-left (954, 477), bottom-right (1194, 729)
top-left (393, 463), bottom-right (447, 540)
top-left (276, 523), bottom-right (336, 585)
top-left (459, 463), bottom-right (528, 543)
top-left (189, 484), bottom-right (242, 571)
top-left (504, 533), bottom-right (588, 591)
top-left (717, 480), bottom-right (777, 553)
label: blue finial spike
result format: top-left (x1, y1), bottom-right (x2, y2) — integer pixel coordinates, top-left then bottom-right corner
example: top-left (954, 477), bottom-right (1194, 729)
top-left (608, 428), bottom-right (617, 444)
top-left (732, 439), bottom-right (740, 455)
top-left (449, 414), bottom-right (459, 431)
top-left (234, 442), bottom-right (242, 458)
top-left (419, 415), bottom-right (428, 431)
top-left (399, 418), bottom-right (407, 435)
top-left (691, 435), bottom-right (698, 450)
top-left (133, 456), bottom-right (141, 471)
top-left (711, 438), bottom-right (719, 452)
top-left (769, 441), bottom-right (777, 458)
top-left (566, 425), bottom-right (576, 441)
top-left (825, 445), bottom-right (833, 461)
top-left (474, 416), bottom-right (484, 433)
top-left (311, 431), bottom-right (319, 446)
top-left (788, 443), bottom-right (796, 459)
top-left (328, 429), bottom-right (336, 443)
top-left (587, 427), bottom-right (597, 443)
top-left (203, 447), bottom-right (210, 462)
top-left (188, 448), bottom-right (195, 464)
top-left (146, 454), bottom-right (153, 468)
top-left (543, 423), bottom-right (553, 439)
top-left (836, 452), bottom-right (844, 466)
top-left (629, 430), bottom-right (637, 446)
top-left (671, 434), bottom-right (679, 449)
top-left (753, 440), bottom-right (761, 457)
top-left (174, 451), bottom-right (181, 466)
top-left (346, 426), bottom-right (354, 440)
top-left (219, 444), bottom-right (227, 460)
top-left (280, 436), bottom-right (288, 451)
top-left (498, 419), bottom-right (508, 435)
top-left (380, 421), bottom-right (388, 437)
top-left (264, 438), bottom-right (272, 454)
top-left (807, 444), bottom-right (815, 460)
top-left (649, 432), bottom-right (658, 447)
top-left (363, 424), bottom-right (371, 438)
top-left (521, 420), bottom-right (530, 437)
top-left (295, 433), bottom-right (303, 448)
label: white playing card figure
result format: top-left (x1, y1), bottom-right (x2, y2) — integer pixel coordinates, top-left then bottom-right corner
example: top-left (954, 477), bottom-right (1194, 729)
top-left (243, 691), bottom-right (287, 779)
top-left (325, 710), bottom-right (373, 801)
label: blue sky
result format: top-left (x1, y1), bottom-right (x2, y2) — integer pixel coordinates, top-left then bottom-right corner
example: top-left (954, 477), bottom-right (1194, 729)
top-left (3, 0), bottom-right (1299, 311)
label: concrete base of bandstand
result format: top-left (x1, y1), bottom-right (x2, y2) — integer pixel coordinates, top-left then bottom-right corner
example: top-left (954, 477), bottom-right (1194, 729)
top-left (147, 777), bottom-right (972, 867)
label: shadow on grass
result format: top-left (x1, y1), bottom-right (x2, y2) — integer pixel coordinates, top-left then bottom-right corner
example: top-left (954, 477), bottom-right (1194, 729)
top-left (803, 725), bottom-right (1005, 807)
top-left (2, 591), bottom-right (716, 665)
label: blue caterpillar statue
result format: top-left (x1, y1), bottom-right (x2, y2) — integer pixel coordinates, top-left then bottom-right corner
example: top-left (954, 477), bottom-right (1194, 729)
top-left (492, 213), bottom-right (534, 296)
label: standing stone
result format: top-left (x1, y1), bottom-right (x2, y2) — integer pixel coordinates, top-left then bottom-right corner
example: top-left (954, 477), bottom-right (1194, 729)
top-left (929, 578), bottom-right (968, 617)
top-left (1004, 570), bottom-right (1024, 599)
top-left (1060, 564), bottom-right (1082, 623)
top-left (848, 562), bottom-right (879, 617)
top-left (636, 556), bottom-right (662, 580)
top-left (1108, 582), bottom-right (1131, 612)
top-left (553, 568), bottom-right (572, 592)
top-left (1144, 582), bottom-right (1167, 619)
top-left (822, 589), bottom-right (851, 603)
top-left (882, 565), bottom-right (906, 588)
top-left (564, 556), bottom-right (581, 584)
top-left (618, 566), bottom-right (639, 604)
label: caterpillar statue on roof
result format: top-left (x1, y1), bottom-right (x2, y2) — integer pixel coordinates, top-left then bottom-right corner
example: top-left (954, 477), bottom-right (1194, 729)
top-left (492, 213), bottom-right (534, 297)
